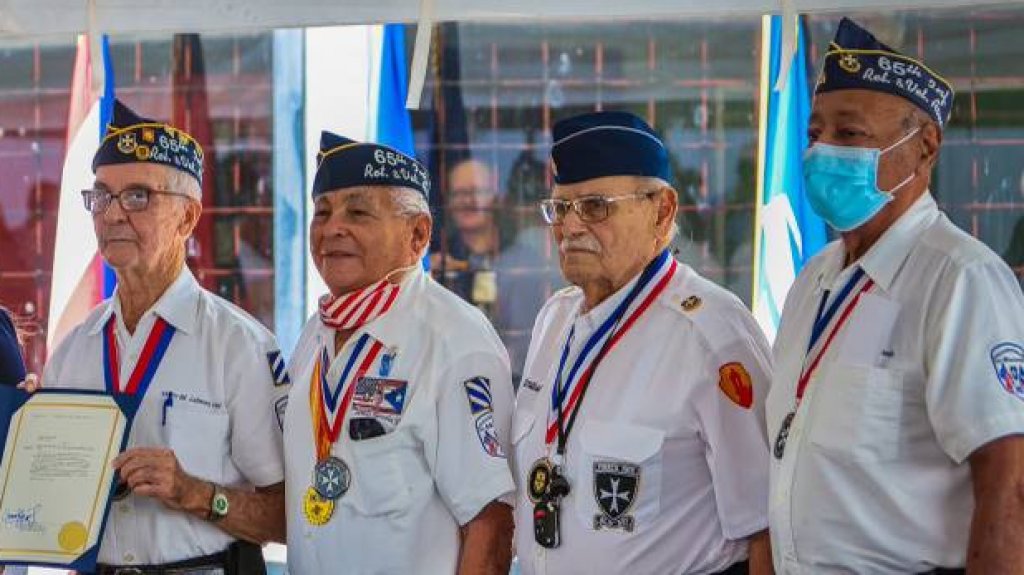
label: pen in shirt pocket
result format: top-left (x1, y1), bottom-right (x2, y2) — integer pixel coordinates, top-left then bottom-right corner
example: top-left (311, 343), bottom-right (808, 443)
top-left (161, 393), bottom-right (174, 426)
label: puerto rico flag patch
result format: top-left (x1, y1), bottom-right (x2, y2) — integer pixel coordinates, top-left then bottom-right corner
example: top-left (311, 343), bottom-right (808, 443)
top-left (991, 342), bottom-right (1024, 400)
top-left (464, 377), bottom-right (505, 458)
top-left (266, 350), bottom-right (291, 386)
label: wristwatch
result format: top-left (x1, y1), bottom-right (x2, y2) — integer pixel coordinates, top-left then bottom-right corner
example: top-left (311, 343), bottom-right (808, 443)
top-left (208, 483), bottom-right (229, 522)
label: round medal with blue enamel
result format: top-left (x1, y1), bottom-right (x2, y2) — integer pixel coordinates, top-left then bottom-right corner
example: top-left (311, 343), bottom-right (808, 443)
top-left (312, 456), bottom-right (351, 501)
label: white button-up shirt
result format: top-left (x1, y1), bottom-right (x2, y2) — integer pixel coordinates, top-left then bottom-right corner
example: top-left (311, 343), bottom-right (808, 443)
top-left (768, 193), bottom-right (1024, 573)
top-left (44, 268), bottom-right (288, 565)
top-left (283, 267), bottom-right (515, 575)
top-left (512, 260), bottom-right (772, 575)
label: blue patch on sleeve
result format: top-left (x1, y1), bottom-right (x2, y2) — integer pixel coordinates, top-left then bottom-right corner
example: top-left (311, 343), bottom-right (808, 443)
top-left (991, 342), bottom-right (1024, 400)
top-left (266, 350), bottom-right (291, 386)
top-left (464, 376), bottom-right (493, 415)
top-left (464, 376), bottom-right (505, 458)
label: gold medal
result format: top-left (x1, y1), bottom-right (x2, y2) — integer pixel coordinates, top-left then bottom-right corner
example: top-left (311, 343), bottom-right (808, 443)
top-left (303, 486), bottom-right (335, 526)
top-left (528, 458), bottom-right (553, 503)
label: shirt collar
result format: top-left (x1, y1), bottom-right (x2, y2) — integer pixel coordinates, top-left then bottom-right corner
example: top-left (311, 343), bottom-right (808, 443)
top-left (856, 192), bottom-right (940, 292)
top-left (87, 267), bottom-right (201, 336)
top-left (361, 265), bottom-right (427, 348)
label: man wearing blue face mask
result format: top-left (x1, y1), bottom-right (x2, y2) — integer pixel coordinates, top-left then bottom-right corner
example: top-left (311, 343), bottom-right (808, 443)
top-left (767, 18), bottom-right (1024, 574)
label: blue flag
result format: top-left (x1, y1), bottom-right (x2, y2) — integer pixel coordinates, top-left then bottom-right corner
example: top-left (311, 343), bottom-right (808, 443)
top-left (375, 24), bottom-right (429, 271)
top-left (752, 15), bottom-right (827, 341)
top-left (376, 24), bottom-right (416, 157)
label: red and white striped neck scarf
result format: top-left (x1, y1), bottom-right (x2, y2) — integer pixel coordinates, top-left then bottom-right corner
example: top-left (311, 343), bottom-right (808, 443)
top-left (318, 267), bottom-right (414, 331)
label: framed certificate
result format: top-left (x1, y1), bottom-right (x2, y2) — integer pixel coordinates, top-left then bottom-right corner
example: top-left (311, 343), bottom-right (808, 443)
top-left (0, 387), bottom-right (128, 571)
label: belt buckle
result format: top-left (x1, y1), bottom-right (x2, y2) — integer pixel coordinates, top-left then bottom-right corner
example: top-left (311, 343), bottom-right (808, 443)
top-left (113, 568), bottom-right (144, 575)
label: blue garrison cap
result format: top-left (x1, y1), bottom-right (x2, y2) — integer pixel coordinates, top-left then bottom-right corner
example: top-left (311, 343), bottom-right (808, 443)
top-left (816, 18), bottom-right (954, 127)
top-left (92, 99), bottom-right (204, 187)
top-left (312, 131), bottom-right (430, 199)
top-left (550, 111), bottom-right (671, 185)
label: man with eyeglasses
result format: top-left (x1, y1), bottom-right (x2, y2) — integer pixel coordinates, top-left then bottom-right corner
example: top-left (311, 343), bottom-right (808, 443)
top-left (511, 111), bottom-right (773, 574)
top-left (38, 100), bottom-right (287, 574)
top-left (767, 19), bottom-right (1024, 574)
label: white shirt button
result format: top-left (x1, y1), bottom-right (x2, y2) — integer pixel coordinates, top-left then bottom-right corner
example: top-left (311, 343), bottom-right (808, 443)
top-left (123, 552), bottom-right (135, 563)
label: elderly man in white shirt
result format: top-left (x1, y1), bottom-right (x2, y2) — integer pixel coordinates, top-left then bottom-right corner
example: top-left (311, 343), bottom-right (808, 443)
top-left (768, 18), bottom-right (1024, 574)
top-left (511, 110), bottom-right (774, 575)
top-left (282, 131), bottom-right (515, 574)
top-left (39, 100), bottom-right (287, 574)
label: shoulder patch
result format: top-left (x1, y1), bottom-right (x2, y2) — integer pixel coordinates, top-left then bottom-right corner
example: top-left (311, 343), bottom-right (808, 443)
top-left (718, 362), bottom-right (753, 409)
top-left (275, 396), bottom-right (288, 431)
top-left (991, 342), bottom-right (1024, 400)
top-left (465, 376), bottom-right (494, 415)
top-left (266, 350), bottom-right (291, 386)
top-left (464, 376), bottom-right (506, 458)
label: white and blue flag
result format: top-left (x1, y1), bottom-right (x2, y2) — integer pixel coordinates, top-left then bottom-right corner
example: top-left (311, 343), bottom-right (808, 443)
top-left (752, 15), bottom-right (827, 342)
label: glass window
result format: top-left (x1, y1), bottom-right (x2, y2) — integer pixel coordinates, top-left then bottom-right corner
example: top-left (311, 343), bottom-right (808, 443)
top-left (0, 32), bottom-right (276, 372)
top-left (2, 8), bottom-right (1024, 379)
top-left (413, 20), bottom-right (762, 378)
top-left (807, 10), bottom-right (1024, 281)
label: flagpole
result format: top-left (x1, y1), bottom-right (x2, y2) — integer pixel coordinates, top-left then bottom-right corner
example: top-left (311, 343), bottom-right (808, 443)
top-left (751, 15), bottom-right (772, 310)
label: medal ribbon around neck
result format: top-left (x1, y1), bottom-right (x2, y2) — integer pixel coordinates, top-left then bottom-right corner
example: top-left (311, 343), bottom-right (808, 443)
top-left (545, 249), bottom-right (677, 446)
top-left (309, 334), bottom-right (385, 461)
top-left (102, 315), bottom-right (176, 398)
top-left (794, 266), bottom-right (875, 404)
top-left (318, 279), bottom-right (401, 331)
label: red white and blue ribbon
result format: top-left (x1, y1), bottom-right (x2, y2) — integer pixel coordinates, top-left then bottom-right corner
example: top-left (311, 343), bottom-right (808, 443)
top-left (102, 315), bottom-right (176, 399)
top-left (318, 280), bottom-right (401, 332)
top-left (310, 333), bottom-right (384, 461)
top-left (545, 249), bottom-right (677, 445)
top-left (794, 266), bottom-right (875, 403)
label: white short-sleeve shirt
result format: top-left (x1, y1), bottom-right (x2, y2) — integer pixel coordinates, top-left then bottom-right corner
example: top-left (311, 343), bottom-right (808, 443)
top-left (767, 193), bottom-right (1024, 573)
top-left (512, 260), bottom-right (773, 575)
top-left (43, 268), bottom-right (288, 566)
top-left (283, 268), bottom-right (515, 575)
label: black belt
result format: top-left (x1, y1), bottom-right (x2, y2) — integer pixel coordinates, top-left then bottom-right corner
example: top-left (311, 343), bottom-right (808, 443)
top-left (714, 560), bottom-right (749, 575)
top-left (921, 569), bottom-right (965, 575)
top-left (95, 550), bottom-right (227, 575)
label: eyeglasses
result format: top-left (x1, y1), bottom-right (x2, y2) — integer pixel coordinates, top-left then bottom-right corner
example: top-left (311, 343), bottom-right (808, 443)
top-left (539, 190), bottom-right (657, 225)
top-left (81, 187), bottom-right (191, 214)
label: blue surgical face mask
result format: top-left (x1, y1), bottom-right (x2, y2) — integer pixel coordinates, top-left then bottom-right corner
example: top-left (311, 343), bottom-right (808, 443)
top-left (803, 127), bottom-right (920, 232)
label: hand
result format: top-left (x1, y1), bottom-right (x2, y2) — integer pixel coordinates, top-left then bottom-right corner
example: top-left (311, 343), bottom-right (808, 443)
top-left (16, 373), bottom-right (40, 393)
top-left (112, 447), bottom-right (209, 514)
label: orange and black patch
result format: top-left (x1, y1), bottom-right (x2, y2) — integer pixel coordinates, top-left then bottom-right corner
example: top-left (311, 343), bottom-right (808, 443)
top-left (718, 362), bottom-right (753, 409)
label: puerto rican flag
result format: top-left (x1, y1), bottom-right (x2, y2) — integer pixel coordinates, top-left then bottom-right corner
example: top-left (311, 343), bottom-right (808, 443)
top-left (47, 34), bottom-right (115, 354)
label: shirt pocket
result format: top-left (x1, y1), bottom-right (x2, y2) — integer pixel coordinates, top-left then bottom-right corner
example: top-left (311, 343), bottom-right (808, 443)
top-left (164, 402), bottom-right (230, 481)
top-left (343, 434), bottom-right (413, 517)
top-left (808, 362), bottom-right (908, 461)
top-left (574, 420), bottom-right (665, 534)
